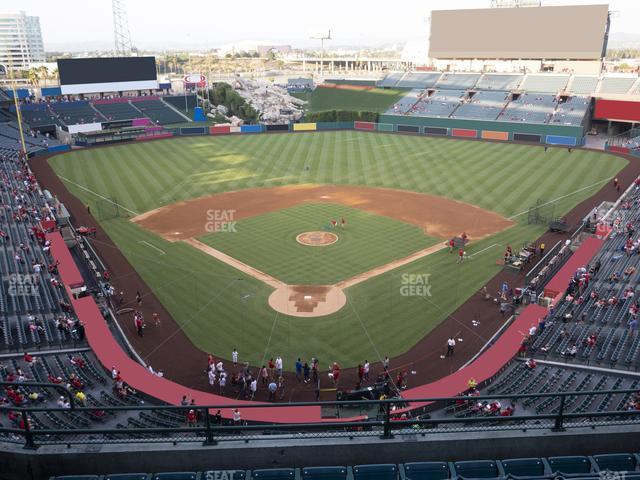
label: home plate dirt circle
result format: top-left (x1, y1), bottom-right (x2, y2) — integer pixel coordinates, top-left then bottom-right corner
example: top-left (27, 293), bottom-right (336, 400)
top-left (296, 231), bottom-right (339, 247)
top-left (268, 285), bottom-right (347, 317)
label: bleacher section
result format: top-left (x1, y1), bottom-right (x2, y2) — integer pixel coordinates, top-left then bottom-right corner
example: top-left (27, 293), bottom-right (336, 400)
top-left (519, 75), bottom-right (570, 93)
top-left (498, 93), bottom-right (557, 124)
top-left (475, 74), bottom-right (523, 91)
top-left (450, 91), bottom-right (509, 120)
top-left (395, 72), bottom-right (442, 89)
top-left (549, 96), bottom-right (590, 126)
top-left (92, 101), bottom-right (144, 122)
top-left (0, 122), bottom-right (61, 153)
top-left (385, 90), bottom-right (424, 115)
top-left (570, 76), bottom-right (600, 95)
top-left (406, 90), bottom-right (466, 118)
top-left (435, 73), bottom-right (481, 90)
top-left (377, 72), bottom-right (405, 88)
top-left (50, 101), bottom-right (104, 125)
top-left (599, 76), bottom-right (637, 95)
top-left (132, 99), bottom-right (187, 125)
top-left (10, 104), bottom-right (59, 128)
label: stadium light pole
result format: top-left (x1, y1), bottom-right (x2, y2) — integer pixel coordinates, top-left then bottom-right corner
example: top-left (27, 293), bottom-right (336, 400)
top-left (309, 30), bottom-right (331, 78)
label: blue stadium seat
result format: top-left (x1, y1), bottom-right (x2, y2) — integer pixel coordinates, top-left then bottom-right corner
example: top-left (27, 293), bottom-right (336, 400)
top-left (500, 458), bottom-right (547, 478)
top-left (104, 475), bottom-right (151, 480)
top-left (153, 473), bottom-right (197, 480)
top-left (353, 464), bottom-right (398, 480)
top-left (545, 457), bottom-right (592, 476)
top-left (402, 462), bottom-right (451, 480)
top-left (592, 454), bottom-right (638, 472)
top-left (302, 467), bottom-right (348, 480)
top-left (452, 460), bottom-right (500, 479)
top-left (252, 469), bottom-right (296, 480)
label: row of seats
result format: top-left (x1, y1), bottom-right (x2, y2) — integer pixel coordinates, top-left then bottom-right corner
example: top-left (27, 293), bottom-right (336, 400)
top-left (377, 72), bottom-right (640, 95)
top-left (48, 453), bottom-right (640, 480)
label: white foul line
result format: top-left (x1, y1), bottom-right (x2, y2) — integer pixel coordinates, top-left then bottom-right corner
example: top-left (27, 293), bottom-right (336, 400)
top-left (58, 175), bottom-right (140, 216)
top-left (138, 240), bottom-right (166, 255)
top-left (508, 177), bottom-right (613, 220)
top-left (468, 243), bottom-right (500, 258)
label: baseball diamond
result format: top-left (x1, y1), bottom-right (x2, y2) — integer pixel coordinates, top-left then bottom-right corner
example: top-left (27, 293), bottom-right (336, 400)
top-left (42, 131), bottom-right (628, 372)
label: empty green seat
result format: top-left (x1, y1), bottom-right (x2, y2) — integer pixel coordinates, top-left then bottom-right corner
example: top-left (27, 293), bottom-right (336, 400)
top-left (153, 473), bottom-right (197, 480)
top-left (452, 460), bottom-right (500, 479)
top-left (403, 462), bottom-right (450, 480)
top-left (302, 467), bottom-right (348, 480)
top-left (353, 464), bottom-right (398, 480)
top-left (593, 454), bottom-right (637, 472)
top-left (104, 475), bottom-right (150, 480)
top-left (252, 469), bottom-right (296, 480)
top-left (500, 458), bottom-right (546, 478)
top-left (547, 457), bottom-right (592, 475)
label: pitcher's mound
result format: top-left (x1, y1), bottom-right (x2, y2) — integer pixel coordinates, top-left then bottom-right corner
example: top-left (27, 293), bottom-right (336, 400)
top-left (268, 285), bottom-right (346, 317)
top-left (296, 231), bottom-right (339, 247)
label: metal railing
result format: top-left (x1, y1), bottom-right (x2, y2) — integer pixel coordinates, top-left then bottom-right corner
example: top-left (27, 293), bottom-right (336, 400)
top-left (1, 381), bottom-right (639, 449)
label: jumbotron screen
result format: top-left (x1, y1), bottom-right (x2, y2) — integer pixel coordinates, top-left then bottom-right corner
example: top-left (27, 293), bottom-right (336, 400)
top-left (428, 4), bottom-right (609, 60)
top-left (57, 57), bottom-right (158, 94)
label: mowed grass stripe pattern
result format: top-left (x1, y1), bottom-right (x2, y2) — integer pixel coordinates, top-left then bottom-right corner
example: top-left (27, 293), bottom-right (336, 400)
top-left (47, 132), bottom-right (628, 368)
top-left (199, 203), bottom-right (438, 285)
top-left (49, 132), bottom-right (624, 219)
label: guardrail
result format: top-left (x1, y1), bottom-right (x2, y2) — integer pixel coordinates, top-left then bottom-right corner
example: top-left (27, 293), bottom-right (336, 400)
top-left (1, 381), bottom-right (639, 449)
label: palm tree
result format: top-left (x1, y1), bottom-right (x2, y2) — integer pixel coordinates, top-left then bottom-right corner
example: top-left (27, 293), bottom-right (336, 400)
top-left (38, 66), bottom-right (49, 87)
top-left (27, 68), bottom-right (40, 88)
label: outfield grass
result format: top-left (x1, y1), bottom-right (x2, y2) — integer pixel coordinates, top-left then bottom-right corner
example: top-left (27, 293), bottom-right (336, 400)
top-left (300, 87), bottom-right (405, 113)
top-left (199, 203), bottom-right (438, 285)
top-left (48, 132), bottom-right (628, 368)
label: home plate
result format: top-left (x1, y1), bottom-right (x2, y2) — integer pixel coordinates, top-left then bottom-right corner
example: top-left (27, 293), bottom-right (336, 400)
top-left (304, 295), bottom-right (312, 300)
top-left (320, 195), bottom-right (331, 199)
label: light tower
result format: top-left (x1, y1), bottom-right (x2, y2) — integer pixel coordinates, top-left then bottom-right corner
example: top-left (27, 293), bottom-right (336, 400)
top-left (112, 0), bottom-right (133, 56)
top-left (309, 29), bottom-right (331, 77)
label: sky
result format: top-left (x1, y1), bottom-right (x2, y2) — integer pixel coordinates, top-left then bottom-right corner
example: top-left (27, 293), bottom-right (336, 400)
top-left (4, 0), bottom-right (640, 51)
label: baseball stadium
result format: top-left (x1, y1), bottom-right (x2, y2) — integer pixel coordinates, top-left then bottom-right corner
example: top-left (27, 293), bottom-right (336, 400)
top-left (2, 2), bottom-right (640, 479)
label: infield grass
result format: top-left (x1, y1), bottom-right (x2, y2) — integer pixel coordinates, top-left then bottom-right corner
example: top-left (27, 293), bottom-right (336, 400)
top-left (47, 131), bottom-right (628, 368)
top-left (199, 203), bottom-right (439, 285)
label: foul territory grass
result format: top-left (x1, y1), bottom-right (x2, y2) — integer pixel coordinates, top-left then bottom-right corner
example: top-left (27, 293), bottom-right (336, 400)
top-left (199, 203), bottom-right (438, 285)
top-left (47, 131), bottom-right (628, 368)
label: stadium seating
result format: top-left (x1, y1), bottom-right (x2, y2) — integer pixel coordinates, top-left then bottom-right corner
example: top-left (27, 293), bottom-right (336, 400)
top-left (405, 90), bottom-right (466, 118)
top-left (132, 99), bottom-right (187, 125)
top-left (519, 75), bottom-right (569, 93)
top-left (497, 94), bottom-right (556, 124)
top-left (385, 90), bottom-right (425, 115)
top-left (50, 101), bottom-right (105, 125)
top-left (598, 76), bottom-right (637, 95)
top-left (93, 101), bottom-right (144, 122)
top-left (435, 73), bottom-right (481, 90)
top-left (569, 76), bottom-right (600, 95)
top-left (377, 72), bottom-right (406, 88)
top-left (474, 74), bottom-right (523, 91)
top-left (43, 455), bottom-right (640, 480)
top-left (450, 91), bottom-right (509, 120)
top-left (302, 467), bottom-right (348, 480)
top-left (548, 96), bottom-right (590, 126)
top-left (395, 72), bottom-right (442, 89)
top-left (12, 104), bottom-right (60, 128)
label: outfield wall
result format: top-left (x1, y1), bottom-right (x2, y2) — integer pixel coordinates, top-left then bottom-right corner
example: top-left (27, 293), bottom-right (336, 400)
top-left (378, 114), bottom-right (585, 146)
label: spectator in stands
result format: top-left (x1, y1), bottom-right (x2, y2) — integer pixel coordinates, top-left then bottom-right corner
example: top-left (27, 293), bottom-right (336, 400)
top-left (526, 358), bottom-right (537, 370)
top-left (57, 396), bottom-right (70, 409)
